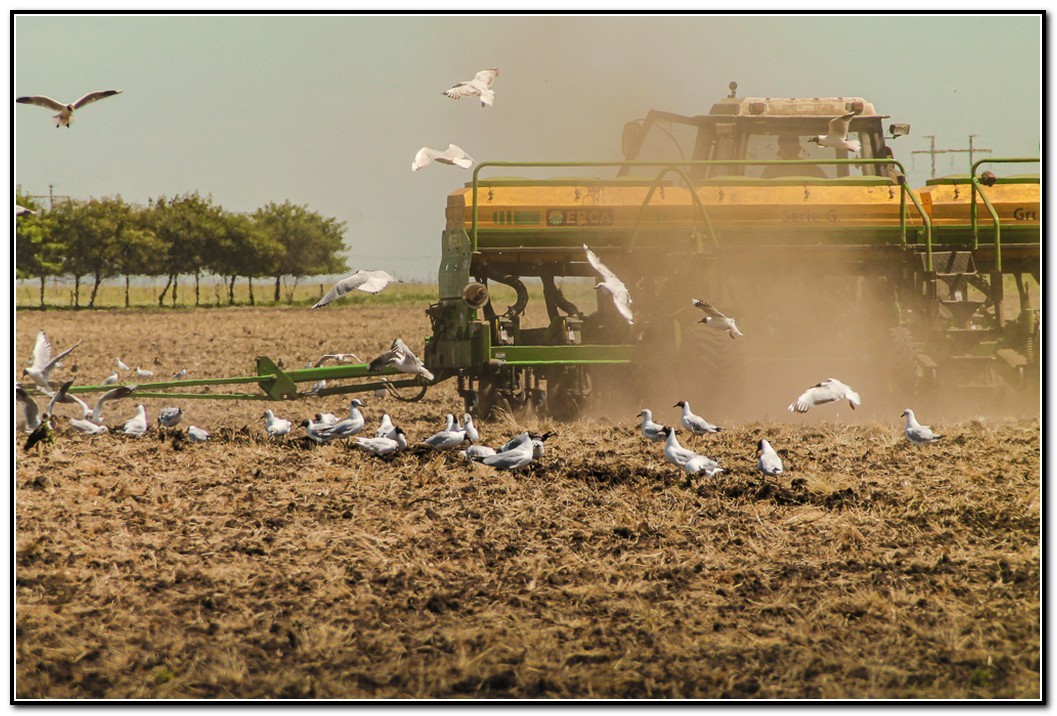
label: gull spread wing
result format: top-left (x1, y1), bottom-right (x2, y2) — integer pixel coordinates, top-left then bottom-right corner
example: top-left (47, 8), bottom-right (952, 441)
top-left (583, 245), bottom-right (620, 283)
top-left (412, 147), bottom-right (439, 171)
top-left (444, 82), bottom-right (478, 100)
top-left (473, 68), bottom-right (498, 88)
top-left (828, 112), bottom-right (856, 140)
top-left (313, 271), bottom-right (369, 308)
top-left (16, 387), bottom-right (40, 429)
top-left (692, 299), bottom-right (729, 321)
top-left (44, 340), bottom-right (81, 375)
top-left (356, 270), bottom-right (399, 294)
top-left (28, 331), bottom-right (52, 373)
top-left (16, 95), bottom-right (66, 112)
top-left (443, 144), bottom-right (475, 168)
top-left (93, 385), bottom-right (135, 423)
top-left (71, 89), bottom-right (121, 109)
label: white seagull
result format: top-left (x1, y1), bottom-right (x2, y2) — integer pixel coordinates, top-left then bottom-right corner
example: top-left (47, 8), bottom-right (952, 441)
top-left (661, 427), bottom-right (698, 468)
top-left (692, 299), bottom-right (743, 339)
top-left (134, 367), bottom-right (154, 380)
top-left (443, 68), bottom-right (499, 107)
top-left (121, 405), bottom-right (149, 437)
top-left (375, 413), bottom-right (396, 438)
top-left (353, 428), bottom-right (408, 457)
top-left (16, 89), bottom-right (122, 128)
top-left (320, 399), bottom-right (366, 440)
top-left (460, 413), bottom-right (480, 444)
top-left (69, 417), bottom-right (109, 435)
top-left (422, 426), bottom-right (470, 450)
top-left (807, 111), bottom-right (862, 153)
top-left (187, 425), bottom-right (211, 442)
top-left (262, 409), bottom-right (292, 438)
top-left (412, 144), bottom-right (475, 172)
top-left (22, 330), bottom-right (81, 392)
top-left (171, 369), bottom-right (189, 380)
top-left (674, 400), bottom-right (723, 435)
top-left (462, 444), bottom-right (497, 460)
top-left (90, 385), bottom-right (136, 423)
top-left (902, 408), bottom-right (943, 445)
top-left (314, 353), bottom-right (361, 367)
top-left (480, 438), bottom-right (537, 471)
top-left (788, 378), bottom-right (862, 413)
top-left (101, 372), bottom-right (120, 386)
top-left (16, 205), bottom-right (36, 216)
top-left (369, 338), bottom-right (434, 382)
top-left (584, 245), bottom-right (634, 325)
top-left (637, 409), bottom-right (668, 443)
top-left (757, 439), bottom-right (784, 477)
top-left (159, 407), bottom-right (184, 427)
top-left (116, 357), bottom-right (131, 372)
top-left (684, 454), bottom-right (723, 477)
top-left (312, 270), bottom-right (401, 309)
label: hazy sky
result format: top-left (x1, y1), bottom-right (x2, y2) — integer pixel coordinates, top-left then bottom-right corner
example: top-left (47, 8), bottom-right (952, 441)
top-left (13, 13), bottom-right (1042, 280)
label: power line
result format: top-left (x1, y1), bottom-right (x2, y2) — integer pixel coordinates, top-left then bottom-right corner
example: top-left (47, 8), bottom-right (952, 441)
top-left (911, 135), bottom-right (992, 178)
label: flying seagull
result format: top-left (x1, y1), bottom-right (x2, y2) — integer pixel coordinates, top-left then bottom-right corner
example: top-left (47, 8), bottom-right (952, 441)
top-left (15, 205), bottom-right (35, 216)
top-left (584, 244), bottom-right (634, 325)
top-left (16, 90), bottom-right (122, 128)
top-left (412, 144), bottom-right (475, 172)
top-left (902, 408), bottom-right (943, 445)
top-left (369, 338), bottom-right (434, 382)
top-left (692, 299), bottom-right (743, 339)
top-left (807, 111), bottom-right (862, 153)
top-left (312, 270), bottom-right (401, 308)
top-left (788, 378), bottom-right (862, 413)
top-left (22, 330), bottom-right (81, 392)
top-left (443, 68), bottom-right (499, 107)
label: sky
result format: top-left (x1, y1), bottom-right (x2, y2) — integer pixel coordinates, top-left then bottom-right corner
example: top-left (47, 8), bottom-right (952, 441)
top-left (11, 12), bottom-right (1043, 281)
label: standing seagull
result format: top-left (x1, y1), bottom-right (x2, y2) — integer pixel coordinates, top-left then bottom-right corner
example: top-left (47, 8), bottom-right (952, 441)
top-left (637, 409), bottom-right (668, 443)
top-left (661, 427), bottom-right (698, 468)
top-left (412, 144), bottom-right (475, 172)
top-left (807, 111), bottom-right (862, 153)
top-left (443, 68), bottom-right (499, 107)
top-left (16, 90), bottom-right (122, 128)
top-left (312, 270), bottom-right (401, 308)
top-left (159, 407), bottom-right (184, 428)
top-left (584, 244), bottom-right (634, 325)
top-left (187, 425), bottom-right (211, 442)
top-left (121, 405), bottom-right (149, 437)
top-left (674, 400), bottom-right (723, 435)
top-left (902, 408), bottom-right (943, 445)
top-left (692, 299), bottom-right (743, 339)
top-left (22, 331), bottom-right (81, 392)
top-left (369, 338), bottom-right (434, 382)
top-left (788, 378), bottom-right (862, 413)
top-left (757, 439), bottom-right (784, 477)
top-left (262, 409), bottom-right (292, 438)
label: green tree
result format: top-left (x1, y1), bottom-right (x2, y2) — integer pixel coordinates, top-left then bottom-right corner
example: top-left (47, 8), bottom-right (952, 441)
top-left (150, 193), bottom-right (224, 307)
top-left (254, 201), bottom-right (348, 303)
top-left (112, 204), bottom-right (165, 308)
top-left (208, 212), bottom-right (282, 305)
top-left (15, 192), bottom-right (64, 308)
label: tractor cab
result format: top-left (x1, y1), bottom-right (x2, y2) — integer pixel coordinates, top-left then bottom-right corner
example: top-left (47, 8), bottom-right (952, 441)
top-left (619, 83), bottom-right (909, 181)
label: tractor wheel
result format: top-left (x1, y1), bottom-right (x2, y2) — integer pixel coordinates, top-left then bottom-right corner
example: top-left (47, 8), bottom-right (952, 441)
top-left (546, 367), bottom-right (593, 421)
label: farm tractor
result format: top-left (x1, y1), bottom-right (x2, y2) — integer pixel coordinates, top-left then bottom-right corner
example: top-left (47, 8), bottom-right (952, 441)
top-left (57, 83), bottom-right (1041, 419)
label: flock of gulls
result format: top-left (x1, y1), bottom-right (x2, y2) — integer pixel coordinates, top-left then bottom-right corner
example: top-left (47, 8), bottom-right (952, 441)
top-left (15, 69), bottom-right (946, 480)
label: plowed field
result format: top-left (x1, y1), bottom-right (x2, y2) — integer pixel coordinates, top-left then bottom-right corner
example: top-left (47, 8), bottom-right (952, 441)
top-left (14, 305), bottom-right (1041, 699)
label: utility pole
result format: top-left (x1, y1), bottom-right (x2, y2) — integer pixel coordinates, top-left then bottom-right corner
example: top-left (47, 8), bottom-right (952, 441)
top-left (912, 135), bottom-right (993, 178)
top-left (25, 184), bottom-right (71, 211)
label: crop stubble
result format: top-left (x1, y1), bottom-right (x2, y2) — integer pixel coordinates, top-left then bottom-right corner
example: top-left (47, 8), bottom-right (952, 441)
top-left (14, 305), bottom-right (1040, 699)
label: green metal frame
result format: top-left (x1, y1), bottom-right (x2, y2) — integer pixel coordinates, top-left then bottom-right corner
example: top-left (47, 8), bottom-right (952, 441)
top-left (970, 157), bottom-right (1041, 271)
top-left (49, 360), bottom-right (428, 401)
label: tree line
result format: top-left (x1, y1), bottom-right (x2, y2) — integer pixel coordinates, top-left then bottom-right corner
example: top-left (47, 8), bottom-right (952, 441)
top-left (15, 191), bottom-right (349, 308)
